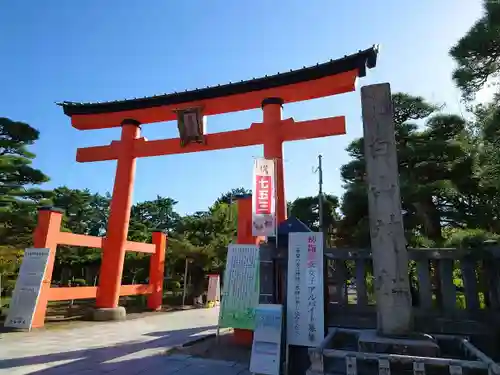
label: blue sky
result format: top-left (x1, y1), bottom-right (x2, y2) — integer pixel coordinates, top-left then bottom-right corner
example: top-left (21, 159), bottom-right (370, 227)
top-left (1, 0), bottom-right (484, 215)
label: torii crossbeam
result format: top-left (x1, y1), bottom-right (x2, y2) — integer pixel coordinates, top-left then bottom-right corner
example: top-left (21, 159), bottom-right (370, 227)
top-left (76, 117), bottom-right (345, 162)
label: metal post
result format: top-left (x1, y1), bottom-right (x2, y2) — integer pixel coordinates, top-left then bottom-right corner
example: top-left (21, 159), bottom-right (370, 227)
top-left (182, 257), bottom-right (189, 307)
top-left (317, 154), bottom-right (324, 237)
top-left (315, 154), bottom-right (328, 339)
top-left (274, 157), bottom-right (279, 248)
top-left (228, 194), bottom-right (234, 231)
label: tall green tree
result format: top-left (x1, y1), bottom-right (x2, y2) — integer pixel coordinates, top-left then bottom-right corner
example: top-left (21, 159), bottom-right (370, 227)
top-left (124, 196), bottom-right (181, 284)
top-left (0, 117), bottom-right (51, 248)
top-left (214, 187), bottom-right (251, 205)
top-left (449, 1), bottom-right (500, 232)
top-left (289, 194), bottom-right (339, 245)
top-left (130, 196), bottom-right (180, 236)
top-left (458, 102), bottom-right (500, 232)
top-left (337, 94), bottom-right (474, 247)
top-left (0, 246), bottom-right (22, 301)
top-left (450, 0), bottom-right (500, 101)
top-left (49, 187), bottom-right (111, 285)
top-left (170, 193), bottom-right (237, 303)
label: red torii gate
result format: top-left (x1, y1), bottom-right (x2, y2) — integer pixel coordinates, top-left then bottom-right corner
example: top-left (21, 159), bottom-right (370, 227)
top-left (50, 46), bottom-right (378, 325)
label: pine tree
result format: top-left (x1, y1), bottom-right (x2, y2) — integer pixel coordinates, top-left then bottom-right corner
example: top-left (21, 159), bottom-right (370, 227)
top-left (0, 117), bottom-right (51, 248)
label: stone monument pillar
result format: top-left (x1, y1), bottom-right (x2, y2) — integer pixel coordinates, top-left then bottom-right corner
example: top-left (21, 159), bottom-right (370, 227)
top-left (358, 83), bottom-right (438, 356)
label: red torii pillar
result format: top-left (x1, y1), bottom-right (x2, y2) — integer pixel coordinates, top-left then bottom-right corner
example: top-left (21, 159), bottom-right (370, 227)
top-left (232, 98), bottom-right (287, 345)
top-left (262, 98), bottom-right (287, 224)
top-left (96, 119), bottom-right (141, 308)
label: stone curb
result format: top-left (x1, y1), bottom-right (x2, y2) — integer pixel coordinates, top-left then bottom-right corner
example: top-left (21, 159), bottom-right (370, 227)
top-left (182, 333), bottom-right (217, 348)
top-left (164, 328), bottom-right (233, 354)
top-left (164, 333), bottom-right (216, 354)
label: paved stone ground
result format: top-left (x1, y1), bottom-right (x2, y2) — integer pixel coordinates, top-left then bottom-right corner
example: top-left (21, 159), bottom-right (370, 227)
top-left (0, 308), bottom-right (249, 375)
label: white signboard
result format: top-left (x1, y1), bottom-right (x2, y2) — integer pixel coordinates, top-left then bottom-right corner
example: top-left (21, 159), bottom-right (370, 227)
top-left (252, 158), bottom-right (276, 237)
top-left (218, 244), bottom-right (260, 330)
top-left (5, 248), bottom-right (50, 330)
top-left (250, 304), bottom-right (283, 375)
top-left (286, 232), bottom-right (324, 347)
top-left (207, 274), bottom-right (221, 304)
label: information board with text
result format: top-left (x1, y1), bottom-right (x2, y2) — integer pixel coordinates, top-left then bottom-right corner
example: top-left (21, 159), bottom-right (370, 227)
top-left (250, 304), bottom-right (283, 375)
top-left (218, 244), bottom-right (260, 330)
top-left (4, 248), bottom-right (50, 330)
top-left (286, 232), bottom-right (324, 347)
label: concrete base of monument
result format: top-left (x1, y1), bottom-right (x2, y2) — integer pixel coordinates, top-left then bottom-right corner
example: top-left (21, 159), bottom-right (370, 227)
top-left (306, 328), bottom-right (500, 375)
top-left (357, 330), bottom-right (440, 357)
top-left (92, 307), bottom-right (127, 322)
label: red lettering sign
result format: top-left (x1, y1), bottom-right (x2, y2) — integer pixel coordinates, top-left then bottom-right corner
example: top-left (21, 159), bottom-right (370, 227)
top-left (255, 175), bottom-right (272, 214)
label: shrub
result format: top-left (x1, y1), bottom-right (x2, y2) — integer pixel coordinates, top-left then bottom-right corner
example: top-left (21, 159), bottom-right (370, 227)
top-left (71, 278), bottom-right (87, 287)
top-left (444, 228), bottom-right (500, 249)
top-left (409, 234), bottom-right (436, 248)
top-left (3, 279), bottom-right (17, 295)
top-left (166, 280), bottom-right (181, 294)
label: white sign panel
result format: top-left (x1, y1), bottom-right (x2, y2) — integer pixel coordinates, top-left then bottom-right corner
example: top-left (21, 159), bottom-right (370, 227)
top-left (207, 274), bottom-right (221, 304)
top-left (5, 248), bottom-right (50, 330)
top-left (250, 304), bottom-right (283, 375)
top-left (218, 244), bottom-right (260, 330)
top-left (286, 232), bottom-right (324, 347)
top-left (252, 158), bottom-right (276, 237)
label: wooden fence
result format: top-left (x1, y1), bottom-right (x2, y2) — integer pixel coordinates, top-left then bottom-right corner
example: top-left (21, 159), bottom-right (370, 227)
top-left (325, 247), bottom-right (500, 335)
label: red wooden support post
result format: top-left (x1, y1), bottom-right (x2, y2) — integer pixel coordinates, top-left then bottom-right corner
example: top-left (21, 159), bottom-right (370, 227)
top-left (262, 98), bottom-right (287, 224)
top-left (233, 196), bottom-right (258, 345)
top-left (96, 120), bottom-right (140, 309)
top-left (147, 231), bottom-right (167, 311)
top-left (31, 207), bottom-right (63, 329)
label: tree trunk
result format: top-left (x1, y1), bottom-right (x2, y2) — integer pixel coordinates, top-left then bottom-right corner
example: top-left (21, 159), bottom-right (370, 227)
top-left (189, 266), bottom-right (206, 305)
top-left (414, 196), bottom-right (443, 307)
top-left (414, 197), bottom-right (443, 243)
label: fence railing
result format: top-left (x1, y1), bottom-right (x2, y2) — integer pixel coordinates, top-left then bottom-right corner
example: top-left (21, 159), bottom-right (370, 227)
top-left (325, 247), bottom-right (500, 334)
top-left (30, 207), bottom-right (166, 328)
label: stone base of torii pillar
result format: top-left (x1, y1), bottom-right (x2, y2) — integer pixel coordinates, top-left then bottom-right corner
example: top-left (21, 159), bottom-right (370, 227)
top-left (358, 83), bottom-right (439, 357)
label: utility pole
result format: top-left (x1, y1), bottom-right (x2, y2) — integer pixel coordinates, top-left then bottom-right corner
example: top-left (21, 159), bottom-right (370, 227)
top-left (182, 257), bottom-right (191, 307)
top-left (314, 154), bottom-right (324, 237)
top-left (314, 154), bottom-right (328, 338)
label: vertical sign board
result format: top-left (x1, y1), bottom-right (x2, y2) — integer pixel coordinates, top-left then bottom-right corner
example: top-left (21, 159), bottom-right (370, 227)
top-left (250, 304), bottom-right (283, 375)
top-left (4, 248), bottom-right (50, 330)
top-left (286, 232), bottom-right (324, 347)
top-left (252, 158), bottom-right (276, 237)
top-left (218, 244), bottom-right (260, 330)
top-left (206, 274), bottom-right (221, 305)
top-left (177, 108), bottom-right (207, 146)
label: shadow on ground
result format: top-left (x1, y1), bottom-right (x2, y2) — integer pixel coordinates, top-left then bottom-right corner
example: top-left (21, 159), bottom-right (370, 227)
top-left (0, 325), bottom-right (251, 375)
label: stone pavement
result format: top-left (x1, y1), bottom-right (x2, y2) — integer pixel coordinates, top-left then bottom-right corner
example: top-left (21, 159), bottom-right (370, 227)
top-left (0, 308), bottom-right (250, 374)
